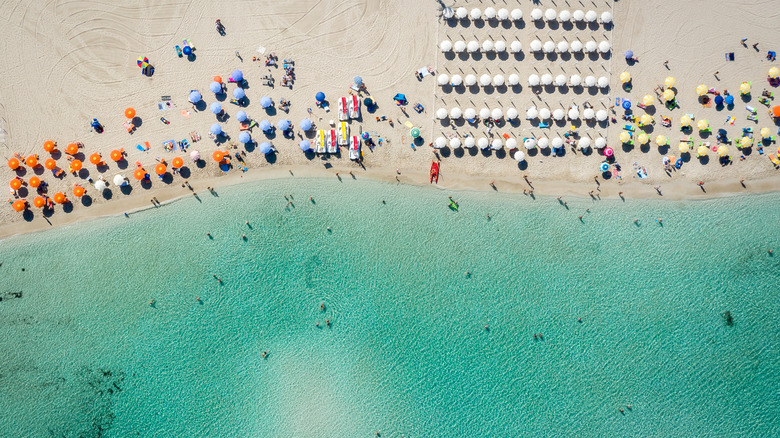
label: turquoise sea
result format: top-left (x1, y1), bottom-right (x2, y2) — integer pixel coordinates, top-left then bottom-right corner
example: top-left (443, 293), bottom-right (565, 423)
top-left (0, 178), bottom-right (778, 437)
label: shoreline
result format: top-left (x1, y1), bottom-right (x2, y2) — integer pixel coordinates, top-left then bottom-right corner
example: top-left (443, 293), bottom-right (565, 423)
top-left (3, 166), bottom-right (778, 242)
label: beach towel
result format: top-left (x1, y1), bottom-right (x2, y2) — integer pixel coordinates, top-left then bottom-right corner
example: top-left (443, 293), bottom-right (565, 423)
top-left (163, 140), bottom-right (175, 151)
top-left (637, 168), bottom-right (648, 178)
top-left (417, 66), bottom-right (433, 77)
top-left (181, 110), bottom-right (191, 118)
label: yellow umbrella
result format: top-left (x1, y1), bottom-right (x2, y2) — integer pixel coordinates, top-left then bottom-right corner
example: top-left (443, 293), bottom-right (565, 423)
top-left (739, 82), bottom-right (751, 94)
top-left (655, 135), bottom-right (669, 146)
top-left (642, 95), bottom-right (654, 106)
top-left (637, 132), bottom-right (650, 144)
top-left (739, 136), bottom-right (752, 148)
top-left (639, 114), bottom-right (653, 126)
top-left (697, 119), bottom-right (709, 130)
top-left (696, 84), bottom-right (708, 96)
top-left (696, 145), bottom-right (708, 157)
top-left (662, 89), bottom-right (675, 102)
top-left (760, 127), bottom-right (771, 138)
top-left (770, 67), bottom-right (780, 79)
top-left (680, 114), bottom-right (692, 126)
top-left (619, 131), bottom-right (632, 143)
top-left (664, 76), bottom-right (676, 88)
top-left (717, 145), bottom-right (728, 157)
top-left (678, 142), bottom-right (690, 153)
top-left (619, 71), bottom-right (631, 83)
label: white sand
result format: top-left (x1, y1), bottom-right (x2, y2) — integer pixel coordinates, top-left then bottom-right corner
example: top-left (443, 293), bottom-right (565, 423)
top-left (1, 0), bottom-right (779, 239)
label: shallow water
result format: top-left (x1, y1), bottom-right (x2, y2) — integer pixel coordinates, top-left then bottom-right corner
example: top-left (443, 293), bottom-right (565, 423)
top-left (1, 178), bottom-right (778, 437)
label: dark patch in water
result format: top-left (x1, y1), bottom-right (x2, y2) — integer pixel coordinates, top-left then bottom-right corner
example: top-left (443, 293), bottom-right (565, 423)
top-left (47, 367), bottom-right (126, 437)
top-left (0, 291), bottom-right (22, 303)
top-left (723, 311), bottom-right (734, 326)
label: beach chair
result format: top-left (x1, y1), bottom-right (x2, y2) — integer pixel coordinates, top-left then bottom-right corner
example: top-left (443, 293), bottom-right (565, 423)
top-left (239, 124), bottom-right (250, 131)
top-left (725, 52), bottom-right (735, 61)
top-left (123, 121), bottom-right (135, 133)
top-left (770, 155), bottom-right (780, 166)
top-left (539, 122), bottom-right (549, 128)
top-left (414, 103), bottom-right (424, 113)
top-left (623, 124), bottom-right (635, 131)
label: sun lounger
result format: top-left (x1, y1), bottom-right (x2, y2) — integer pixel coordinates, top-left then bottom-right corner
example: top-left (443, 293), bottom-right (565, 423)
top-left (123, 121), bottom-right (135, 132)
top-left (316, 130), bottom-right (326, 154)
top-left (404, 121), bottom-right (414, 129)
top-left (338, 122), bottom-right (349, 146)
top-left (349, 136), bottom-right (360, 160)
top-left (338, 97), bottom-right (348, 121)
top-left (349, 95), bottom-right (360, 119)
top-left (327, 130), bottom-right (337, 153)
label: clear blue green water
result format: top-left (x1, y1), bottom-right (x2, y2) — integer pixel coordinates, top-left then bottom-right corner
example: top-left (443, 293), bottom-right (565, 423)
top-left (0, 178), bottom-right (778, 437)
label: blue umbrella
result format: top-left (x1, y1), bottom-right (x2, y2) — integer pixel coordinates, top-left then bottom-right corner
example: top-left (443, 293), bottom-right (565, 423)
top-left (600, 162), bottom-right (610, 172)
top-left (210, 123), bottom-right (222, 135)
top-left (233, 88), bottom-right (245, 99)
top-left (362, 132), bottom-right (369, 140)
top-left (315, 92), bottom-right (325, 102)
top-left (236, 111), bottom-right (248, 122)
top-left (189, 90), bottom-right (202, 103)
top-left (238, 132), bottom-right (251, 144)
top-left (231, 69), bottom-right (243, 82)
top-left (714, 95), bottom-right (724, 105)
top-left (354, 76), bottom-right (363, 85)
top-left (725, 95), bottom-right (734, 105)
top-left (210, 102), bottom-right (222, 114)
top-left (299, 118), bottom-right (312, 131)
top-left (260, 96), bottom-right (272, 108)
top-left (259, 120), bottom-right (271, 132)
top-left (183, 46), bottom-right (192, 56)
top-left (622, 100), bottom-right (631, 110)
top-left (277, 119), bottom-right (290, 131)
top-left (363, 97), bottom-right (373, 106)
top-left (624, 50), bottom-right (633, 59)
top-left (259, 142), bottom-right (273, 154)
top-left (210, 81), bottom-right (222, 94)
top-left (299, 140), bottom-right (311, 151)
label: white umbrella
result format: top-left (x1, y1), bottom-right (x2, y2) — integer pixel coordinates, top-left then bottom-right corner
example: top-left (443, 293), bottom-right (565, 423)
top-left (464, 108), bottom-right (476, 120)
top-left (570, 40), bottom-right (583, 52)
top-left (508, 74), bottom-right (520, 86)
top-left (467, 41), bottom-right (480, 53)
top-left (557, 41), bottom-right (569, 53)
top-left (538, 138), bottom-right (550, 149)
top-left (544, 8), bottom-right (557, 21)
top-left (493, 75), bottom-right (505, 86)
top-left (554, 74), bottom-right (567, 86)
top-left (598, 41), bottom-right (611, 53)
top-left (568, 108), bottom-right (580, 119)
top-left (470, 8), bottom-right (481, 20)
top-left (449, 107), bottom-right (462, 119)
top-left (514, 150), bottom-right (526, 161)
top-left (543, 41), bottom-right (555, 53)
top-left (482, 40), bottom-right (494, 52)
top-left (442, 7), bottom-right (454, 19)
top-left (436, 108), bottom-right (448, 120)
top-left (583, 108), bottom-right (595, 120)
top-left (507, 138), bottom-right (518, 149)
top-left (480, 74), bottom-right (492, 86)
top-left (484, 7), bottom-right (496, 19)
top-left (478, 137), bottom-right (490, 149)
top-left (479, 108), bottom-right (491, 119)
top-left (464, 74), bottom-right (477, 86)
top-left (437, 74), bottom-right (449, 85)
top-left (570, 74), bottom-right (582, 86)
top-left (595, 137), bottom-right (607, 149)
top-left (506, 108), bottom-right (519, 120)
top-left (510, 41), bottom-right (522, 53)
top-left (552, 137), bottom-right (564, 148)
top-left (456, 7), bottom-right (468, 19)
top-left (95, 180), bottom-right (107, 191)
top-left (494, 41), bottom-right (506, 52)
top-left (530, 40), bottom-right (542, 52)
top-left (541, 73), bottom-right (553, 85)
top-left (491, 138), bottom-right (503, 150)
top-left (597, 76), bottom-right (610, 88)
top-left (113, 174), bottom-right (127, 186)
top-left (434, 137), bottom-right (447, 148)
top-left (585, 75), bottom-right (597, 87)
top-left (531, 8), bottom-right (543, 21)
top-left (511, 9), bottom-right (523, 20)
top-left (449, 137), bottom-right (461, 148)
top-left (578, 137), bottom-right (591, 150)
top-left (553, 108), bottom-right (565, 120)
top-left (491, 108), bottom-right (503, 120)
top-left (585, 41), bottom-right (598, 53)
top-left (600, 11), bottom-right (613, 24)
top-left (440, 41), bottom-right (452, 52)
top-left (573, 10), bottom-right (585, 21)
top-left (559, 10), bottom-right (571, 22)
top-left (528, 74), bottom-right (541, 86)
top-left (454, 41), bottom-right (466, 53)
top-left (524, 138), bottom-right (537, 149)
top-left (498, 8), bottom-right (509, 20)
top-left (450, 74), bottom-right (463, 86)
top-left (526, 107), bottom-right (539, 119)
top-left (464, 137), bottom-right (476, 148)
top-left (539, 108), bottom-right (551, 119)
top-left (596, 109), bottom-right (608, 121)
top-left (585, 10), bottom-right (598, 22)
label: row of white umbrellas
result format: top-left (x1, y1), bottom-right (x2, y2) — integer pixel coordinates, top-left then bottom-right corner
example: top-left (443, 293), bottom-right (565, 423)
top-left (436, 107), bottom-right (519, 120)
top-left (529, 40), bottom-right (610, 54)
top-left (437, 73), bottom-right (522, 87)
top-left (528, 73), bottom-right (610, 88)
top-left (440, 40), bottom-right (522, 53)
top-left (448, 7), bottom-right (523, 21)
top-left (433, 136), bottom-right (511, 151)
top-left (433, 135), bottom-right (607, 151)
top-left (441, 40), bottom-right (610, 54)
top-left (526, 106), bottom-right (609, 121)
top-left (447, 8), bottom-right (613, 24)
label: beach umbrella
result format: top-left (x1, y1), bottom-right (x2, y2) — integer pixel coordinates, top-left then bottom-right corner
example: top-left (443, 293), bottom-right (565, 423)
top-left (585, 41), bottom-right (597, 53)
top-left (29, 176), bottom-right (40, 188)
top-left (53, 192), bottom-right (67, 204)
top-left (95, 179), bottom-right (108, 191)
top-left (597, 76), bottom-right (610, 88)
top-left (89, 152), bottom-right (102, 165)
top-left (596, 110), bottom-right (608, 121)
top-left (714, 95), bottom-right (724, 105)
top-left (557, 41), bottom-right (569, 53)
top-left (662, 89), bottom-right (676, 102)
top-left (554, 74), bottom-right (567, 86)
top-left (639, 114), bottom-right (653, 126)
top-left (544, 8), bottom-right (556, 21)
top-left (183, 46), bottom-right (192, 56)
top-left (510, 41), bottom-right (523, 54)
top-left (600, 162), bottom-right (610, 172)
top-left (739, 136), bottom-right (752, 148)
top-left (466, 41), bottom-right (479, 53)
top-left (10, 178), bottom-right (22, 190)
top-left (568, 108), bottom-right (580, 120)
top-left (189, 90), bottom-right (202, 103)
top-left (578, 137), bottom-right (591, 150)
top-left (437, 74), bottom-right (449, 86)
top-left (583, 108), bottom-right (595, 120)
top-left (585, 10), bottom-right (597, 22)
top-left (601, 11), bottom-right (613, 23)
top-left (570, 74), bottom-right (582, 86)
top-left (236, 111), bottom-right (248, 122)
top-left (26, 155), bottom-right (38, 167)
top-left (213, 75), bottom-right (223, 83)
top-left (300, 118), bottom-right (313, 131)
top-left (697, 119), bottom-right (709, 130)
top-left (769, 67), bottom-right (780, 79)
top-left (170, 157), bottom-right (184, 169)
top-left (494, 41), bottom-right (506, 52)
top-left (436, 108), bottom-right (448, 120)
top-left (543, 41), bottom-right (555, 53)
top-left (493, 75), bottom-right (505, 86)
top-left (570, 40), bottom-right (583, 52)
top-left (259, 142), bottom-right (273, 154)
top-left (259, 96), bottom-right (272, 108)
top-left (492, 108), bottom-right (503, 120)
top-left (623, 100), bottom-right (632, 111)
top-left (696, 84), bottom-right (708, 96)
top-left (259, 120), bottom-right (272, 132)
top-left (231, 70), bottom-right (243, 82)
top-left (637, 132), bottom-right (650, 144)
top-left (585, 75), bottom-right (597, 87)
top-left (137, 56), bottom-right (149, 68)
top-left (210, 81), bottom-right (222, 94)
top-left (740, 82), bottom-right (751, 95)
top-left (239, 132), bottom-right (251, 144)
top-left (524, 138), bottom-right (537, 149)
top-left (464, 137), bottom-right (475, 148)
top-left (541, 74), bottom-right (553, 85)
top-left (678, 142), bottom-right (690, 153)
top-left (353, 76), bottom-right (363, 86)
top-left (696, 145), bottom-right (708, 157)
top-left (624, 50), bottom-right (634, 60)
top-left (530, 40), bottom-right (542, 53)
top-left (456, 7), bottom-right (467, 19)
top-left (190, 150), bottom-right (200, 161)
top-left (506, 108), bottom-right (519, 120)
top-left (43, 140), bottom-right (56, 153)
top-left (33, 197), bottom-right (45, 208)
top-left (113, 174), bottom-right (127, 186)
top-left (133, 168), bottom-right (146, 180)
top-left (451, 75), bottom-right (463, 86)
top-left (507, 74), bottom-right (520, 86)
top-left (656, 135), bottom-right (669, 146)
top-left (531, 8), bottom-right (543, 21)
top-left (552, 109), bottom-right (565, 120)
top-left (539, 108), bottom-right (551, 119)
top-left (154, 163), bottom-right (167, 175)
top-left (482, 40), bottom-right (494, 52)
top-left (315, 92), bottom-right (325, 102)
top-left (528, 74), bottom-right (541, 86)
top-left (664, 77), bottom-right (677, 88)
top-left (717, 145), bottom-right (728, 157)
top-left (232, 88), bottom-right (246, 100)
top-left (464, 108), bottom-right (477, 120)
top-left (470, 8), bottom-right (481, 20)
top-left (411, 128), bottom-right (421, 138)
top-left (480, 74), bottom-right (491, 86)
top-left (277, 119), bottom-right (290, 131)
top-left (44, 158), bottom-right (56, 170)
top-left (642, 95), bottom-right (654, 106)
top-left (210, 102), bottom-right (223, 114)
top-left (434, 137), bottom-right (447, 149)
top-left (454, 41), bottom-right (466, 53)
top-left (464, 74), bottom-right (477, 86)
top-left (70, 159), bottom-right (82, 171)
top-left (212, 151), bottom-right (225, 162)
top-left (526, 107), bottom-right (539, 119)
top-left (449, 137), bottom-right (461, 148)
top-left (440, 41), bottom-right (453, 52)
top-left (595, 137), bottom-right (607, 149)
top-left (573, 10), bottom-right (585, 21)
top-left (210, 123), bottom-right (223, 135)
top-left (552, 137), bottom-right (564, 149)
top-left (511, 9), bottom-right (522, 20)
top-left (506, 138), bottom-right (518, 150)
top-left (299, 140), bottom-right (311, 151)
top-left (514, 151), bottom-right (525, 162)
top-left (537, 138), bottom-right (550, 149)
top-left (761, 127), bottom-right (771, 138)
top-left (619, 72), bottom-right (631, 83)
top-left (449, 107), bottom-right (462, 119)
top-left (604, 147), bottom-right (614, 157)
top-left (619, 131), bottom-right (632, 143)
top-left (65, 143), bottom-right (78, 155)
top-left (680, 114), bottom-right (692, 126)
top-left (498, 9), bottom-right (509, 20)
top-left (559, 10), bottom-right (571, 22)
top-left (124, 107), bottom-right (136, 119)
top-left (491, 139), bottom-right (503, 150)
top-left (478, 137), bottom-right (490, 149)
top-left (725, 95), bottom-right (734, 105)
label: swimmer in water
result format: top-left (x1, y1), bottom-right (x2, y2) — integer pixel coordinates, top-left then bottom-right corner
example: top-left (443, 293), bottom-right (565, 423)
top-left (321, 303), bottom-right (325, 311)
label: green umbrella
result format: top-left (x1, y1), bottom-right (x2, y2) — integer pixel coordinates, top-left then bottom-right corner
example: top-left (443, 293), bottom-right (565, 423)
top-left (410, 127), bottom-right (421, 138)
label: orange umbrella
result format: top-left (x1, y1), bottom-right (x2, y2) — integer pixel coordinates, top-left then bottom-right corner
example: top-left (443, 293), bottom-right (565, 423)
top-left (213, 75), bottom-right (223, 83)
top-left (12, 200), bottom-right (26, 212)
top-left (171, 157), bottom-right (184, 168)
top-left (10, 178), bottom-right (22, 190)
top-left (29, 176), bottom-right (41, 188)
top-left (53, 192), bottom-right (67, 204)
top-left (73, 185), bottom-right (85, 197)
top-left (110, 149), bottom-right (123, 161)
top-left (43, 140), bottom-right (57, 153)
top-left (155, 163), bottom-right (167, 175)
top-left (89, 152), bottom-right (102, 165)
top-left (212, 150), bottom-right (226, 162)
top-left (134, 168), bottom-right (147, 180)
top-left (70, 159), bottom-right (83, 171)
top-left (44, 158), bottom-right (57, 170)
top-left (33, 196), bottom-right (46, 208)
top-left (125, 107), bottom-right (136, 119)
top-left (8, 157), bottom-right (20, 170)
top-left (65, 143), bottom-right (79, 155)
top-left (26, 155), bottom-right (38, 167)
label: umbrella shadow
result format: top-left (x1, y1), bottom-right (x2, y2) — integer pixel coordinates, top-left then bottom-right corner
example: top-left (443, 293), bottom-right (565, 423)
top-left (81, 195), bottom-right (93, 207)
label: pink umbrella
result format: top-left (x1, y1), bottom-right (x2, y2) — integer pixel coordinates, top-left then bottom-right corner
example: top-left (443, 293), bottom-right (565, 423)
top-left (604, 147), bottom-right (614, 157)
top-left (190, 150), bottom-right (201, 161)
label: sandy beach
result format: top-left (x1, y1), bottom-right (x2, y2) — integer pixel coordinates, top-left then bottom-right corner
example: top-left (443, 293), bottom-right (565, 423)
top-left (2, 0), bottom-right (779, 240)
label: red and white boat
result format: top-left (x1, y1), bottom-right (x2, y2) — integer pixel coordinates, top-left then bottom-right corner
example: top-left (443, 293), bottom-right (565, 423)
top-left (349, 135), bottom-right (360, 160)
top-left (348, 95), bottom-right (360, 119)
top-left (338, 97), bottom-right (349, 121)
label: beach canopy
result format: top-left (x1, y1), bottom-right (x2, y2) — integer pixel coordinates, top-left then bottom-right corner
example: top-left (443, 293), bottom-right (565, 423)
top-left (526, 107), bottom-right (539, 119)
top-left (476, 137), bottom-right (488, 149)
top-left (557, 41), bottom-right (569, 53)
top-left (761, 127), bottom-right (771, 138)
top-left (573, 10), bottom-right (585, 21)
top-left (210, 123), bottom-right (223, 135)
top-left (553, 109), bottom-right (565, 120)
top-left (510, 41), bottom-right (522, 53)
top-left (697, 119), bottom-right (709, 130)
top-left (600, 162), bottom-right (609, 172)
top-left (315, 92), bottom-right (325, 102)
top-left (514, 151), bottom-right (525, 162)
top-left (663, 89), bottom-right (676, 102)
top-left (696, 145), bottom-right (708, 157)
top-left (506, 108), bottom-right (519, 120)
top-left (506, 138), bottom-right (517, 149)
top-left (714, 95), bottom-right (724, 105)
top-left (65, 143), bottom-right (79, 155)
top-left (559, 10), bottom-right (571, 22)
top-left (664, 77), bottom-right (676, 88)
top-left (656, 135), bottom-right (669, 146)
top-left (492, 108), bottom-right (503, 120)
top-left (544, 8), bottom-right (556, 21)
top-left (437, 74), bottom-right (449, 86)
top-left (585, 41), bottom-right (597, 53)
top-left (679, 142), bottom-right (690, 153)
top-left (539, 108), bottom-right (551, 119)
top-left (440, 41), bottom-right (452, 52)
top-left (595, 137), bottom-right (607, 149)
top-left (89, 152), bottom-right (102, 165)
top-left (299, 140), bottom-right (311, 151)
top-left (718, 145), bottom-right (729, 157)
top-left (601, 11), bottom-right (613, 23)
top-left (680, 114), bottom-right (692, 126)
top-left (259, 120), bottom-right (272, 131)
top-left (29, 176), bottom-right (40, 188)
top-left (95, 180), bottom-right (107, 191)
top-left (464, 137), bottom-right (475, 148)
top-left (451, 74), bottom-right (463, 86)
top-left (133, 168), bottom-right (146, 180)
top-left (482, 40), bottom-right (494, 52)
top-left (238, 132), bottom-right (251, 144)
top-left (10, 178), bottom-right (22, 190)
top-left (597, 76), bottom-right (610, 88)
top-left (464, 108), bottom-right (476, 120)
top-left (624, 50), bottom-right (634, 59)
top-left (570, 40), bottom-right (583, 52)
top-left (456, 7), bottom-right (467, 19)
top-left (189, 90), bottom-right (202, 103)
top-left (137, 56), bottom-right (149, 68)
top-left (480, 74), bottom-right (491, 86)
top-left (210, 102), bottom-right (223, 114)
top-left (233, 88), bottom-right (246, 99)
top-left (43, 140), bottom-right (56, 153)
top-left (236, 111), bottom-right (248, 122)
top-left (434, 137), bottom-right (447, 149)
top-left (739, 136), bottom-right (752, 147)
top-left (585, 75), bottom-right (597, 87)
top-left (578, 137), bottom-right (591, 150)
top-left (260, 96), bottom-right (273, 108)
top-left (300, 118), bottom-right (313, 131)
top-left (696, 84), bottom-right (708, 96)
top-left (484, 7), bottom-right (496, 19)
top-left (470, 8), bottom-right (481, 20)
top-left (44, 158), bottom-right (56, 169)
top-left (639, 114), bottom-right (653, 126)
top-left (604, 147), bottom-right (614, 157)
top-left (494, 41), bottom-right (506, 52)
top-left (449, 107), bottom-right (462, 119)
top-left (190, 150), bottom-right (201, 161)
top-left (231, 70), bottom-right (243, 82)
top-left (436, 108), bottom-right (448, 120)
top-left (278, 119), bottom-right (290, 131)
top-left (528, 74), bottom-right (540, 86)
top-left (411, 128), bottom-right (421, 138)
top-left (554, 74), bottom-right (567, 86)
top-left (596, 110), bottom-right (608, 121)
top-left (740, 82), bottom-right (751, 94)
top-left (524, 138), bottom-right (536, 149)
top-left (33, 197), bottom-right (45, 208)
top-left (54, 192), bottom-right (67, 204)
top-left (12, 200), bottom-right (26, 211)
top-left (531, 8), bottom-right (543, 20)
top-left (212, 150), bottom-right (225, 162)
top-left (70, 159), bottom-right (83, 171)
top-left (725, 95), bottom-right (735, 105)
top-left (259, 142), bottom-right (273, 154)
top-left (642, 95), bottom-right (654, 106)
top-left (497, 8), bottom-right (509, 20)
top-left (491, 139), bottom-right (502, 150)
top-left (353, 76), bottom-right (363, 85)
top-left (585, 10), bottom-right (598, 22)
top-left (537, 138), bottom-right (550, 149)
top-left (454, 41), bottom-right (466, 53)
top-left (770, 67), bottom-right (780, 79)
top-left (210, 81), bottom-right (222, 93)
top-left (583, 108), bottom-right (595, 120)
top-left (493, 75), bottom-right (505, 86)
top-left (480, 108), bottom-right (491, 119)
top-left (511, 9), bottom-right (522, 20)
top-left (620, 72), bottom-right (631, 83)
top-left (507, 74), bottom-right (520, 86)
top-left (26, 155), bottom-right (38, 167)
top-left (568, 108), bottom-right (580, 120)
